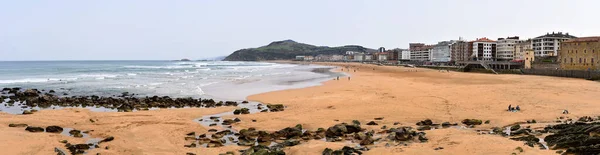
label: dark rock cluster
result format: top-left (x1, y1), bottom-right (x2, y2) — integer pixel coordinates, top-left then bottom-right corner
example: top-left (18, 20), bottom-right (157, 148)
top-left (415, 119), bottom-right (458, 131)
top-left (189, 120), bottom-right (431, 155)
top-left (1, 88), bottom-right (262, 112)
top-left (543, 117), bottom-right (600, 154)
top-left (322, 146), bottom-right (365, 155)
top-left (7, 123), bottom-right (114, 155)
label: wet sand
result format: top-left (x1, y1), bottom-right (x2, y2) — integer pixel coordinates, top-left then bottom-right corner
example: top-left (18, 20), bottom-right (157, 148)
top-left (2, 61), bottom-right (600, 154)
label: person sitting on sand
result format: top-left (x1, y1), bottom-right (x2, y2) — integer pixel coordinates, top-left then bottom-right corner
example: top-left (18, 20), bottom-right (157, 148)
top-left (563, 109), bottom-right (569, 114)
top-left (508, 105), bottom-right (512, 111)
top-left (515, 105), bottom-right (520, 111)
top-left (348, 77), bottom-right (351, 80)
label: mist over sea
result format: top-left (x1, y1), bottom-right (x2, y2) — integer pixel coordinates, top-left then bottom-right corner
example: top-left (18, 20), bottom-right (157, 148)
top-left (0, 61), bottom-right (339, 100)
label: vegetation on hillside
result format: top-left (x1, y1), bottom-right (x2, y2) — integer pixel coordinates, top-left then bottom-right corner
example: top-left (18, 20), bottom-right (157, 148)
top-left (224, 40), bottom-right (374, 61)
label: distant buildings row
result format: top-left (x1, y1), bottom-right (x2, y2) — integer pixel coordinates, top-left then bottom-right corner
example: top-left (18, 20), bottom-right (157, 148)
top-left (296, 32), bottom-right (600, 71)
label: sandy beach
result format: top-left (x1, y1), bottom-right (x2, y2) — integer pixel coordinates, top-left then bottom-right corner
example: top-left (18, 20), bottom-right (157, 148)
top-left (2, 62), bottom-right (600, 154)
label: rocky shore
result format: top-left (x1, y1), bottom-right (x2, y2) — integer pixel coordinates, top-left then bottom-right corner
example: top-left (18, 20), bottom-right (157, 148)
top-left (1, 87), bottom-right (255, 113)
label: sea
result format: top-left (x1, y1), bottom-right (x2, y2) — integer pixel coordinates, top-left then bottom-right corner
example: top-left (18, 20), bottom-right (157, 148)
top-left (0, 61), bottom-right (341, 100)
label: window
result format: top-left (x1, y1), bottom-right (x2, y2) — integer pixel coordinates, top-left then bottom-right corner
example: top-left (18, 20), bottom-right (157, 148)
top-left (593, 58), bottom-right (595, 66)
top-left (564, 58), bottom-right (567, 63)
top-left (580, 58), bottom-right (582, 64)
top-left (585, 50), bottom-right (587, 53)
top-left (571, 58), bottom-right (573, 63)
top-left (584, 58), bottom-right (587, 63)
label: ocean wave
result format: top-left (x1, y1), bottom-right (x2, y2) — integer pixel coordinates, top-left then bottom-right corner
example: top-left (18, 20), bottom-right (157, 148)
top-left (0, 77), bottom-right (79, 84)
top-left (0, 78), bottom-right (52, 84)
top-left (123, 65), bottom-right (199, 69)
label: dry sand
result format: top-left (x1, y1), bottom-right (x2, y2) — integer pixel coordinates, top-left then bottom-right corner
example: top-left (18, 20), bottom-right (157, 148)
top-left (3, 62), bottom-right (600, 154)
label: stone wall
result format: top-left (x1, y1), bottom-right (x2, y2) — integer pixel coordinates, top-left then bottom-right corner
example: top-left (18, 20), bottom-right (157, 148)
top-left (522, 69), bottom-right (600, 80)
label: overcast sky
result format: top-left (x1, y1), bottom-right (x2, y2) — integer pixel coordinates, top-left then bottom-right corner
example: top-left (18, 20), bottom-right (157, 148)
top-left (0, 0), bottom-right (598, 61)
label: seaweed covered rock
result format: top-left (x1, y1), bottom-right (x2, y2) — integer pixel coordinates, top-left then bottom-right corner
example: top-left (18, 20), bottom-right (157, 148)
top-left (25, 126), bottom-right (44, 132)
top-left (416, 119), bottom-right (433, 126)
top-left (241, 145), bottom-right (285, 155)
top-left (461, 119), bottom-right (482, 126)
top-left (267, 104), bottom-right (285, 112)
top-left (544, 122), bottom-right (600, 154)
top-left (45, 126), bottom-right (64, 133)
top-left (273, 124), bottom-right (303, 139)
top-left (325, 123), bottom-right (362, 138)
top-left (8, 123), bottom-right (28, 127)
top-left (322, 146), bottom-right (363, 155)
top-left (387, 127), bottom-right (416, 141)
top-left (510, 135), bottom-right (539, 147)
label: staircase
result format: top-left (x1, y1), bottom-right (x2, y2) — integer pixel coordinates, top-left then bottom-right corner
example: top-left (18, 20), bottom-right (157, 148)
top-left (479, 61), bottom-right (498, 74)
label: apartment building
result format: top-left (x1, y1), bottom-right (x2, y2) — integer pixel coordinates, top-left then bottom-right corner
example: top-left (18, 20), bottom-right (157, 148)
top-left (496, 36), bottom-right (523, 61)
top-left (470, 38), bottom-right (497, 61)
top-left (532, 32), bottom-right (576, 57)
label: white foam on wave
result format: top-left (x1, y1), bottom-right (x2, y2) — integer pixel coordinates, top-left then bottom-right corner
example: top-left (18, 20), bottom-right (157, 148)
top-left (196, 86), bottom-right (205, 95)
top-left (123, 65), bottom-right (196, 69)
top-left (0, 78), bottom-right (51, 84)
top-left (77, 74), bottom-right (119, 80)
top-left (0, 77), bottom-right (79, 84)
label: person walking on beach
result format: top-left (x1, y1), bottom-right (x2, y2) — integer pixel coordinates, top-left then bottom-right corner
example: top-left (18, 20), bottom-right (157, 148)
top-left (348, 77), bottom-right (351, 80)
top-left (336, 76), bottom-right (339, 80)
top-left (508, 105), bottom-right (512, 111)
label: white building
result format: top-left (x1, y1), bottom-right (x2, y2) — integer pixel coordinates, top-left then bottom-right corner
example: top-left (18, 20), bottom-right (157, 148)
top-left (377, 54), bottom-right (388, 61)
top-left (331, 55), bottom-right (344, 61)
top-left (295, 56), bottom-right (305, 61)
top-left (496, 37), bottom-right (524, 61)
top-left (471, 38), bottom-right (496, 61)
top-left (431, 41), bottom-right (455, 62)
top-left (353, 54), bottom-right (364, 61)
top-left (401, 50), bottom-right (411, 60)
top-left (532, 32), bottom-right (576, 57)
top-left (304, 56), bottom-right (314, 61)
top-left (364, 55), bottom-right (373, 61)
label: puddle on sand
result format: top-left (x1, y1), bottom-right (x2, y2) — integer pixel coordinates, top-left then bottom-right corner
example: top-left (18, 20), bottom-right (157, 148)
top-left (538, 138), bottom-right (549, 150)
top-left (504, 127), bottom-right (512, 136)
top-left (0, 99), bottom-right (117, 114)
top-left (0, 98), bottom-right (186, 114)
top-left (194, 102), bottom-right (263, 128)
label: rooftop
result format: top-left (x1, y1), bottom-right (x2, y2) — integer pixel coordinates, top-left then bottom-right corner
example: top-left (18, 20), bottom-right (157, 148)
top-left (563, 37), bottom-right (600, 43)
top-left (535, 32), bottom-right (577, 39)
top-left (471, 37), bottom-right (495, 43)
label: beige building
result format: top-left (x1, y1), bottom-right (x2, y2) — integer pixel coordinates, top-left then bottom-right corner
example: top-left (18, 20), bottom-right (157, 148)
top-left (559, 37), bottom-right (600, 70)
top-left (514, 40), bottom-right (532, 61)
top-left (524, 49), bottom-right (535, 69)
top-left (496, 37), bottom-right (523, 61)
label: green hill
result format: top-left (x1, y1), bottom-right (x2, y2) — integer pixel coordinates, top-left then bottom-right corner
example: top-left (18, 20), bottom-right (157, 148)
top-left (224, 40), bottom-right (374, 61)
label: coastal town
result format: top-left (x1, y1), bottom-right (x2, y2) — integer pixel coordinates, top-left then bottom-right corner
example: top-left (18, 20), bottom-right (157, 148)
top-left (5, 0), bottom-right (600, 154)
top-left (296, 32), bottom-right (600, 75)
